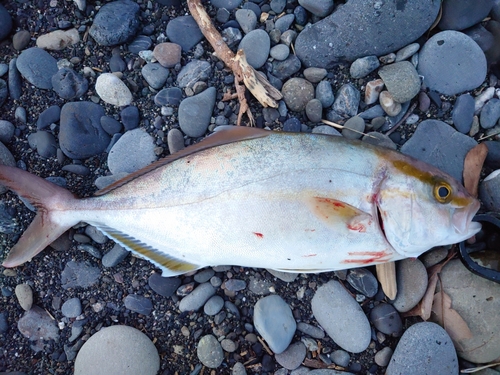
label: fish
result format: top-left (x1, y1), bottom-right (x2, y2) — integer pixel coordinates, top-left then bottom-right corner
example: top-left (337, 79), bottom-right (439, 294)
top-left (0, 126), bottom-right (481, 276)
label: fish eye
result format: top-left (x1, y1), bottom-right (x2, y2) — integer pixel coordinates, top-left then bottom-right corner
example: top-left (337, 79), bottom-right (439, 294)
top-left (433, 182), bottom-right (452, 203)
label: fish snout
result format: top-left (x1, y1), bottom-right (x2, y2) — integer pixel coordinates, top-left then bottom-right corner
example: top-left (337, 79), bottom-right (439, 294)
top-left (452, 198), bottom-right (481, 236)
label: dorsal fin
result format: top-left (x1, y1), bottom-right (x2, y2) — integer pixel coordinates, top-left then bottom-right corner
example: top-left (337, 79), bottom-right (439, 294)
top-left (95, 126), bottom-right (271, 196)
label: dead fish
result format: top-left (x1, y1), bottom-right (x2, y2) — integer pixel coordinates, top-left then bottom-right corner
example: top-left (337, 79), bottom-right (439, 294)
top-left (0, 127), bottom-right (481, 276)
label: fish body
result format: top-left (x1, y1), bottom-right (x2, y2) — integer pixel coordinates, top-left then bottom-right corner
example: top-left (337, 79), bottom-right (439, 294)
top-left (0, 127), bottom-right (481, 276)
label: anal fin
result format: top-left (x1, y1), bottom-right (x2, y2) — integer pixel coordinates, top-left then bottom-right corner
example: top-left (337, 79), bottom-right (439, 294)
top-left (96, 225), bottom-right (199, 277)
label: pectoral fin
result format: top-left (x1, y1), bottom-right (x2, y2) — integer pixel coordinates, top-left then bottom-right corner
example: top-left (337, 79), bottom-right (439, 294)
top-left (308, 197), bottom-right (373, 233)
top-left (96, 225), bottom-right (199, 277)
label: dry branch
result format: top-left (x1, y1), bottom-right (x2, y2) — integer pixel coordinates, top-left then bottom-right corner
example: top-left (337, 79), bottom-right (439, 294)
top-left (187, 0), bottom-right (282, 126)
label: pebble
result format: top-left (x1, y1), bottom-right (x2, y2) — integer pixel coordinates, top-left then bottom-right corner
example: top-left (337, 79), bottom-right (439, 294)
top-left (120, 106), bottom-right (139, 130)
top-left (124, 294), bottom-right (153, 315)
top-left (8, 59), bottom-right (22, 100)
top-left (51, 68), bottom-right (89, 100)
top-left (386, 322), bottom-right (458, 375)
top-left (166, 16), bottom-right (203, 52)
top-left (235, 9), bottom-right (257, 34)
top-left (107, 128), bottom-right (156, 174)
top-left (475, 86), bottom-right (496, 113)
top-left (0, 120), bottom-right (15, 143)
top-left (391, 258), bottom-right (428, 313)
top-left (342, 116), bottom-right (365, 139)
top-left (155, 88), bottom-right (183, 107)
top-left (270, 53), bottom-right (301, 81)
top-left (16, 47), bottom-right (58, 89)
top-left (95, 73), bottom-right (133, 106)
top-left (61, 261), bottom-right (100, 289)
top-left (0, 3), bottom-right (12, 41)
top-left (480, 98), bottom-right (500, 129)
top-left (17, 306), bottom-right (59, 352)
top-left (238, 29), bottom-right (270, 69)
top-left (305, 99), bottom-right (323, 123)
top-left (439, 0), bottom-right (493, 30)
top-left (333, 83), bottom-right (360, 118)
top-left (282, 78), bottom-right (314, 112)
top-left (59, 101), bottom-right (110, 159)
top-left (12, 30), bottom-right (30, 50)
top-left (298, 0), bottom-right (334, 17)
top-left (224, 279), bottom-right (247, 292)
top-left (153, 42), bottom-right (182, 68)
top-left (221, 338), bottom-right (237, 353)
top-left (364, 79), bottom-right (385, 105)
top-left (331, 349), bottom-right (350, 367)
top-left (15, 284), bottom-right (33, 311)
top-left (452, 93), bottom-right (475, 133)
top-left (74, 325), bottom-right (159, 375)
top-left (311, 280), bottom-right (371, 353)
top-left (374, 346), bottom-right (393, 367)
top-left (296, 322), bottom-right (325, 339)
top-left (266, 269), bottom-right (298, 283)
top-left (270, 44), bottom-right (290, 61)
top-left (141, 63), bottom-right (169, 90)
top-left (89, 0), bottom-right (140, 46)
top-left (37, 105), bottom-right (61, 129)
top-left (128, 35), bottom-right (152, 54)
top-left (275, 342), bottom-right (306, 370)
top-left (378, 61), bottom-right (420, 103)
top-left (253, 295), bottom-right (296, 354)
top-left (210, 0), bottom-right (242, 10)
top-left (370, 303), bottom-right (403, 337)
top-left (0, 312), bottom-right (8, 334)
top-left (167, 128), bottom-right (185, 154)
top-left (303, 67), bottom-right (327, 83)
top-left (295, 0), bottom-right (440, 67)
top-left (197, 334), bottom-right (224, 368)
top-left (61, 297), bottom-right (82, 318)
top-left (178, 87), bottom-right (216, 137)
top-left (0, 63), bottom-right (6, 77)
top-left (204, 295), bottom-right (224, 316)
top-left (27, 131), bottom-right (57, 158)
top-left (36, 29), bottom-right (80, 50)
top-left (194, 268), bottom-right (215, 283)
top-left (379, 91), bottom-right (402, 117)
top-left (439, 259), bottom-right (500, 363)
top-left (177, 60), bottom-right (211, 88)
top-left (93, 239), bottom-right (124, 264)
top-left (84, 226), bottom-right (107, 244)
top-left (400, 119), bottom-right (477, 182)
top-left (350, 55), bottom-right (380, 79)
top-left (395, 42), bottom-right (420, 62)
top-left (179, 282), bottom-right (216, 312)
top-left (316, 80), bottom-right (334, 108)
top-left (418, 30), bottom-right (487, 95)
top-left (346, 268), bottom-right (378, 297)
top-left (283, 117), bottom-right (301, 132)
top-left (148, 273), bottom-right (180, 297)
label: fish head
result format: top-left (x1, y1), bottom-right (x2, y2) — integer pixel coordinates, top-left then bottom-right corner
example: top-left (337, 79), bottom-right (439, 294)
top-left (375, 157), bottom-right (481, 257)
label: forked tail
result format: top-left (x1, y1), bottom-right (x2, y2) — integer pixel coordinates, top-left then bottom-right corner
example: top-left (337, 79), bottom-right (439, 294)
top-left (0, 165), bottom-right (80, 267)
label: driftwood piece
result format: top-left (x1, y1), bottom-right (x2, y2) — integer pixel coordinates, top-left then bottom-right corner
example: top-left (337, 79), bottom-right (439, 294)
top-left (187, 0), bottom-right (282, 126)
top-left (376, 262), bottom-right (397, 300)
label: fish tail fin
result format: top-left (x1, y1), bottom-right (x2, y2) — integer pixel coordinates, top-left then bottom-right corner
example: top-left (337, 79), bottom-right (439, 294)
top-left (0, 165), bottom-right (79, 267)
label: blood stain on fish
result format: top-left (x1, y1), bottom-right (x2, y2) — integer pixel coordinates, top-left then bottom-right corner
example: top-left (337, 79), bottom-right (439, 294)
top-left (341, 250), bottom-right (391, 264)
top-left (253, 232), bottom-right (264, 238)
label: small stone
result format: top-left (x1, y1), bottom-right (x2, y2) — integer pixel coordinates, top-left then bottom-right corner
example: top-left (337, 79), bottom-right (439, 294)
top-left (395, 42), bottom-right (420, 62)
top-left (108, 128), bottom-right (156, 174)
top-left (365, 79), bottom-right (385, 105)
top-left (148, 273), bottom-right (180, 297)
top-left (153, 42), bottom-right (182, 68)
top-left (480, 98), bottom-right (500, 129)
top-left (370, 303), bottom-right (403, 337)
top-left (378, 61), bottom-right (420, 103)
top-left (15, 284), bottom-right (33, 311)
top-left (36, 29), bottom-right (80, 50)
top-left (124, 294), bottom-right (153, 315)
top-left (141, 63), bottom-right (169, 90)
top-left (61, 261), bottom-right (100, 289)
top-left (178, 87), bottom-right (216, 137)
top-left (13, 30), bottom-right (31, 50)
top-left (177, 60), bottom-right (211, 89)
top-left (282, 78), bottom-right (314, 112)
top-left (333, 83), bottom-right (360, 118)
top-left (346, 268), bottom-right (378, 297)
top-left (236, 9), bottom-right (257, 34)
top-left (296, 322), bottom-right (325, 339)
top-left (452, 94), bottom-right (475, 133)
top-left (303, 67), bottom-right (327, 83)
top-left (350, 55), bottom-right (380, 79)
top-left (391, 258), bottom-right (428, 313)
top-left (270, 44), bottom-right (290, 61)
top-left (61, 297), bottom-right (82, 318)
top-left (0, 120), bottom-right (15, 143)
top-left (379, 91), bottom-right (402, 117)
top-left (102, 243), bottom-right (129, 267)
top-left (331, 349), bottom-right (350, 367)
top-left (275, 342), bottom-right (306, 370)
top-left (95, 73), bottom-right (132, 106)
top-left (51, 68), bottom-right (89, 100)
top-left (316, 80), bottom-right (334, 108)
top-left (166, 16), bottom-right (203, 51)
top-left (167, 128), bottom-right (185, 154)
top-left (298, 0), bottom-right (334, 17)
top-left (179, 283), bottom-right (216, 312)
top-left (204, 295), bottom-right (224, 316)
top-left (16, 47), bottom-right (58, 89)
top-left (305, 99), bottom-right (323, 123)
top-left (197, 335), bottom-right (224, 368)
top-left (374, 346), bottom-right (393, 367)
top-left (283, 117), bottom-right (301, 132)
top-left (224, 279), bottom-right (247, 292)
top-left (342, 116), bottom-right (365, 140)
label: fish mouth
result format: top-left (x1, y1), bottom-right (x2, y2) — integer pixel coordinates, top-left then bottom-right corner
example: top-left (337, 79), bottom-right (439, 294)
top-left (452, 199), bottom-right (481, 237)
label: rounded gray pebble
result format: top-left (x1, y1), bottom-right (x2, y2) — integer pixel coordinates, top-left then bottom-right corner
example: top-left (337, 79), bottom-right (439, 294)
top-left (167, 128), bottom-right (185, 154)
top-left (296, 322), bottom-right (325, 339)
top-left (282, 78), bottom-right (314, 112)
top-left (51, 68), bottom-right (89, 100)
top-left (108, 128), bottom-right (156, 175)
top-left (141, 63), bottom-right (169, 90)
top-left (27, 131), bottom-right (57, 158)
top-left (235, 9), bottom-right (257, 34)
top-left (370, 303), bottom-right (403, 337)
top-left (15, 284), bottom-right (33, 311)
top-left (178, 87), bottom-right (216, 137)
top-left (124, 294), bottom-right (153, 315)
top-left (221, 338), bottom-right (237, 352)
top-left (378, 61), bottom-right (420, 103)
top-left (0, 120), bottom-right (14, 143)
top-left (194, 268), bottom-right (215, 283)
top-left (148, 273), bottom-right (180, 297)
top-left (480, 98), bottom-right (500, 129)
top-left (238, 29), bottom-right (270, 69)
top-left (61, 297), bottom-right (82, 318)
top-left (179, 282), bottom-right (216, 312)
top-left (346, 267), bottom-right (378, 297)
top-left (350, 55), bottom-right (380, 78)
top-left (342, 116), bottom-right (365, 139)
top-left (374, 346), bottom-right (393, 367)
top-left (305, 99), bottom-right (323, 123)
top-left (333, 83), bottom-right (360, 118)
top-left (303, 67), bottom-right (327, 83)
top-left (102, 243), bottom-right (129, 268)
top-left (232, 362), bottom-right (247, 375)
top-left (391, 258), bottom-right (428, 313)
top-left (331, 349), bottom-right (350, 367)
top-left (316, 80), bottom-right (334, 108)
top-left (16, 47), bottom-right (58, 89)
top-left (204, 295), bottom-right (224, 316)
top-left (224, 279), bottom-right (246, 292)
top-left (197, 334), bottom-right (224, 368)
top-left (452, 93), bottom-right (475, 133)
top-left (270, 44), bottom-right (290, 61)
top-left (275, 341), bottom-right (306, 370)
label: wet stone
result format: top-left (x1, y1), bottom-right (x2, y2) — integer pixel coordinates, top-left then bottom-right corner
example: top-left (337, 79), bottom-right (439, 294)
top-left (346, 268), bottom-right (378, 297)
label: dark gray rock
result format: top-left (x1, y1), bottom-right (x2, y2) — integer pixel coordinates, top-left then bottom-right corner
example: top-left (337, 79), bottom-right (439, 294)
top-left (128, 35), bottom-right (152, 54)
top-left (316, 80), bottom-right (334, 108)
top-left (0, 79), bottom-right (7, 107)
top-left (59, 102), bottom-right (110, 159)
top-left (238, 29), bottom-right (270, 69)
top-left (271, 54), bottom-right (301, 80)
top-left (120, 106), bottom-right (139, 131)
top-left (386, 322), bottom-right (458, 375)
top-left (295, 0), bottom-right (440, 68)
top-left (179, 283), bottom-right (216, 312)
top-left (350, 55), bottom-right (380, 79)
top-left (148, 273), bottom-right (180, 297)
top-left (37, 105), bottom-right (61, 130)
top-left (61, 261), bottom-right (100, 289)
top-left (27, 131), bottom-right (57, 158)
top-left (8, 58), bottom-right (22, 100)
top-left (370, 303), bottom-right (403, 337)
top-left (100, 116), bottom-right (122, 135)
top-left (141, 63), bottom-right (169, 90)
top-left (89, 0), bottom-right (140, 46)
top-left (275, 342), bottom-right (306, 370)
top-left (210, 0), bottom-right (243, 10)
top-left (166, 16), bottom-right (203, 51)
top-left (452, 94), bottom-right (475, 133)
top-left (204, 295), bottom-right (224, 316)
top-left (378, 61), bottom-right (420, 103)
top-left (418, 31), bottom-right (487, 95)
top-left (176, 60), bottom-right (211, 89)
top-left (18, 306), bottom-right (59, 352)
top-left (282, 78), bottom-right (314, 112)
top-left (346, 268), bottom-right (378, 297)
top-left (275, 14), bottom-right (295, 33)
top-left (333, 83), bottom-right (360, 118)
top-left (298, 0), bottom-right (334, 18)
top-left (16, 48), bottom-right (58, 89)
top-left (391, 258), bottom-right (428, 313)
top-left (283, 117), bottom-right (301, 132)
top-left (51, 68), bottom-right (89, 100)
top-left (197, 335), bottom-right (224, 368)
top-left (155, 87), bottom-right (183, 106)
top-left (124, 294), bottom-right (153, 315)
top-left (178, 87), bottom-right (216, 137)
top-left (480, 98), bottom-right (500, 129)
top-left (102, 243), bottom-right (129, 267)
top-left (0, 120), bottom-right (14, 143)
top-left (0, 3), bottom-right (12, 41)
top-left (400, 119), bottom-right (477, 182)
top-left (61, 297), bottom-right (82, 318)
top-left (438, 0), bottom-right (494, 31)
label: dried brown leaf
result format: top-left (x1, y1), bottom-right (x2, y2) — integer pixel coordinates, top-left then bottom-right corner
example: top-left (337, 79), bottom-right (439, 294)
top-left (463, 143), bottom-right (488, 197)
top-left (431, 291), bottom-right (473, 343)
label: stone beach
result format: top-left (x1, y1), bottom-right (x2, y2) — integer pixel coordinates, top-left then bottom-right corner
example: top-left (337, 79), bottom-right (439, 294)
top-left (0, 0), bottom-right (500, 374)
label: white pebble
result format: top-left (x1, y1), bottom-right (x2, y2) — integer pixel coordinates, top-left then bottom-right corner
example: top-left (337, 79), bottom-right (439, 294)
top-left (95, 73), bottom-right (132, 106)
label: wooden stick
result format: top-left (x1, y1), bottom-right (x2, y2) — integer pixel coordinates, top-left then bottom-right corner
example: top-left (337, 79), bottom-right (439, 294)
top-left (187, 0), bottom-right (282, 126)
top-left (321, 119), bottom-right (378, 139)
top-left (376, 262), bottom-right (397, 300)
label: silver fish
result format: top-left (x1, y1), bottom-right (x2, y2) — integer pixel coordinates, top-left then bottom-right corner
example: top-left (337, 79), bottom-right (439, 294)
top-left (0, 127), bottom-right (481, 276)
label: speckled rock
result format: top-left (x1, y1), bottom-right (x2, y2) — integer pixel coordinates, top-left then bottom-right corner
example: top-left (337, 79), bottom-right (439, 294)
top-left (95, 73), bottom-right (133, 106)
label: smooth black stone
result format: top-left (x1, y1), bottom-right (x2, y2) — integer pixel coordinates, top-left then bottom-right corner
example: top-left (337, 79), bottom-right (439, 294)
top-left (148, 273), bottom-right (181, 297)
